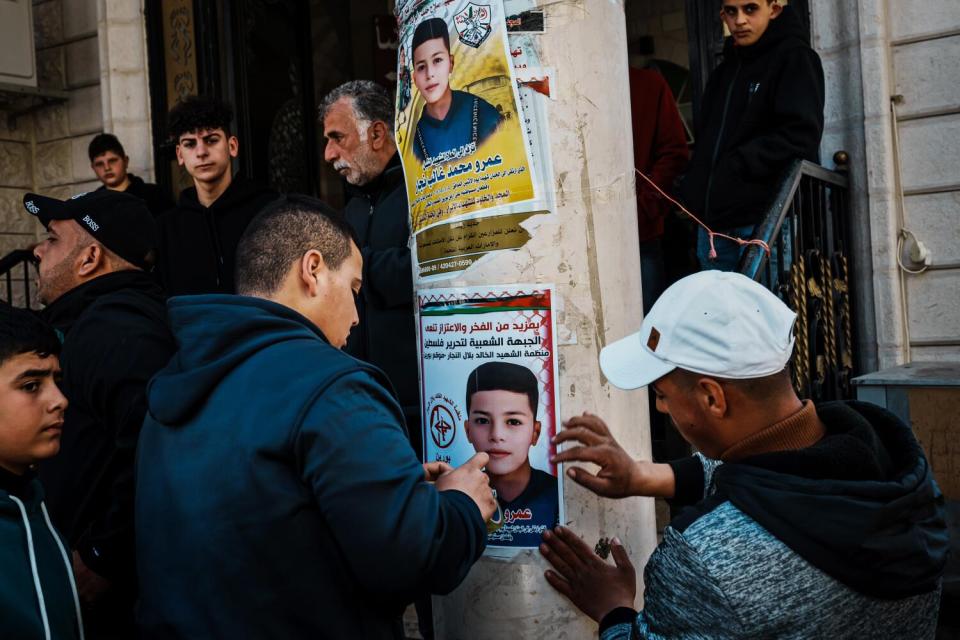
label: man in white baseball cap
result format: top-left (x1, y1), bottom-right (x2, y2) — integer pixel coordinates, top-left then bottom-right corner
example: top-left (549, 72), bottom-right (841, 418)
top-left (538, 270), bottom-right (946, 639)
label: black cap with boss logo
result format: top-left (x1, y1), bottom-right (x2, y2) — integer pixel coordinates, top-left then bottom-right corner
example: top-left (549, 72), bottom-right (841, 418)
top-left (22, 190), bottom-right (159, 271)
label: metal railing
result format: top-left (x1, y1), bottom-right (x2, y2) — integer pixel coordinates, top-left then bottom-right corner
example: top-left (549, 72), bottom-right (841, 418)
top-left (0, 249), bottom-right (36, 309)
top-left (738, 154), bottom-right (854, 402)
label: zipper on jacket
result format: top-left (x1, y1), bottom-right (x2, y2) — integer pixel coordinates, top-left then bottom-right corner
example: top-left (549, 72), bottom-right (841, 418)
top-left (704, 59), bottom-right (742, 220)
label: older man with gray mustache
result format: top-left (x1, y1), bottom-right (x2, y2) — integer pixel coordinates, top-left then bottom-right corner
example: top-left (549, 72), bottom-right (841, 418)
top-left (320, 76), bottom-right (429, 637)
top-left (320, 81), bottom-right (421, 465)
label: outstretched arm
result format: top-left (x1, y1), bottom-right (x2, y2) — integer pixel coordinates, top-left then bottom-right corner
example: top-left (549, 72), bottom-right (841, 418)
top-left (552, 413), bottom-right (676, 499)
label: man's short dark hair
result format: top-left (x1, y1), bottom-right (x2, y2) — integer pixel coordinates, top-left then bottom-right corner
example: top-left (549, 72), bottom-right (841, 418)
top-left (167, 96), bottom-right (234, 142)
top-left (318, 80), bottom-right (394, 128)
top-left (0, 304), bottom-right (60, 367)
top-left (235, 194), bottom-right (356, 296)
top-left (412, 17), bottom-right (450, 54)
top-left (88, 133), bottom-right (125, 162)
top-left (465, 361), bottom-right (539, 418)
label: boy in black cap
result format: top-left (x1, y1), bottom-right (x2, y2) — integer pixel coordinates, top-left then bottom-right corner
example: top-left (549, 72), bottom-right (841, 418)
top-left (410, 17), bottom-right (503, 163)
top-left (157, 96), bottom-right (277, 295)
top-left (22, 190), bottom-right (176, 639)
top-left (89, 133), bottom-right (174, 217)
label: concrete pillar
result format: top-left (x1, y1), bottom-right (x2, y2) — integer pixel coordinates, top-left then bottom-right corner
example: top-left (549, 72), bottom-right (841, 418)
top-left (424, 1), bottom-right (659, 636)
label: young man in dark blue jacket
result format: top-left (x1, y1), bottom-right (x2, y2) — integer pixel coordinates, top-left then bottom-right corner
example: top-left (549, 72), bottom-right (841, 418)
top-left (135, 195), bottom-right (495, 639)
top-left (678, 0), bottom-right (824, 270)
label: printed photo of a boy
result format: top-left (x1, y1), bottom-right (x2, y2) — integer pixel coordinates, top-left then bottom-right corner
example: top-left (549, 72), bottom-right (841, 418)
top-left (464, 361), bottom-right (558, 547)
top-left (410, 17), bottom-right (503, 163)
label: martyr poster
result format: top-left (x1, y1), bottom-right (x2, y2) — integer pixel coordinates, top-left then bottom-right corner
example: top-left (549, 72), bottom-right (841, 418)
top-left (419, 285), bottom-right (563, 550)
top-left (395, 0), bottom-right (538, 236)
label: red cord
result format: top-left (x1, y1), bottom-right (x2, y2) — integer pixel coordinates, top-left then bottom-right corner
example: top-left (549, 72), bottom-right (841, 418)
top-left (635, 169), bottom-right (771, 258)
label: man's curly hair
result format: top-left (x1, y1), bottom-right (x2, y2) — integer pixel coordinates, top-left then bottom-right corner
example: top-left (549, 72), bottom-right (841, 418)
top-left (167, 96), bottom-right (234, 142)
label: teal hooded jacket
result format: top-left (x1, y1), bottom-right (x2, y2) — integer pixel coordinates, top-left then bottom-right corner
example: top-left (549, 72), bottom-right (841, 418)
top-left (0, 470), bottom-right (83, 639)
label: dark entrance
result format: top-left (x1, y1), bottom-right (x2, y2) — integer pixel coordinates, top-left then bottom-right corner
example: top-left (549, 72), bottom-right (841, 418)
top-left (145, 0), bottom-right (396, 207)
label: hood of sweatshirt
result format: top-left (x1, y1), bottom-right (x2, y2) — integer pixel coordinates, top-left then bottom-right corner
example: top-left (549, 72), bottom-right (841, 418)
top-left (713, 400), bottom-right (948, 599)
top-left (147, 294), bottom-right (328, 426)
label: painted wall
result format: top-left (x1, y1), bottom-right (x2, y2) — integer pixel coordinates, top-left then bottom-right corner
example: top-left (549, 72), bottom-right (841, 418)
top-left (811, 0), bottom-right (960, 370)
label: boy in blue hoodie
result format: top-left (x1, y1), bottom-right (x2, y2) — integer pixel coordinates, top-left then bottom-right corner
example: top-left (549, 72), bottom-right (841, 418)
top-left (0, 305), bottom-right (84, 639)
top-left (136, 195), bottom-right (495, 639)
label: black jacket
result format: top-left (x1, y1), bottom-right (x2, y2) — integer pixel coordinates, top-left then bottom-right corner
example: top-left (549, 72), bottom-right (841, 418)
top-left (38, 270), bottom-right (176, 585)
top-left (156, 175), bottom-right (277, 295)
top-left (343, 155), bottom-right (421, 450)
top-left (97, 174), bottom-right (175, 217)
top-left (671, 400), bottom-right (948, 599)
top-left (678, 5), bottom-right (824, 230)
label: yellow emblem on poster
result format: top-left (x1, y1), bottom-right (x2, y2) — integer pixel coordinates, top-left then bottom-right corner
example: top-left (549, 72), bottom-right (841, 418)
top-left (395, 0), bottom-right (538, 234)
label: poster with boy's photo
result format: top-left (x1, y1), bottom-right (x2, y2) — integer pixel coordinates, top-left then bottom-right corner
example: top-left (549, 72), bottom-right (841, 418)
top-left (395, 0), bottom-right (538, 235)
top-left (418, 285), bottom-right (563, 552)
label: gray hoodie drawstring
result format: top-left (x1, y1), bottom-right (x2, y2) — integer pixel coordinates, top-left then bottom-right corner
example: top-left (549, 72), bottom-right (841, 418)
top-left (42, 502), bottom-right (86, 640)
top-left (8, 496), bottom-right (86, 640)
top-left (9, 495), bottom-right (51, 640)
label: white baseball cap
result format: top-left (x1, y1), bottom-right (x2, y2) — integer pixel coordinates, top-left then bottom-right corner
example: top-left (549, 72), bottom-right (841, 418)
top-left (599, 271), bottom-right (797, 389)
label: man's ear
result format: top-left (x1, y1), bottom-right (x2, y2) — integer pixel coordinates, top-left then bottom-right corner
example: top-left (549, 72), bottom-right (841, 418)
top-left (228, 136), bottom-right (240, 158)
top-left (770, 2), bottom-right (783, 18)
top-left (299, 249), bottom-right (325, 296)
top-left (76, 243), bottom-right (104, 278)
top-left (531, 420), bottom-right (542, 446)
top-left (697, 377), bottom-right (729, 418)
top-left (369, 121), bottom-right (390, 151)
top-left (175, 144), bottom-right (185, 166)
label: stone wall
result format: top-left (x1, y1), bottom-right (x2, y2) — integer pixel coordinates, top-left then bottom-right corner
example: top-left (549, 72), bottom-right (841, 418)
top-left (811, 0), bottom-right (960, 369)
top-left (0, 0), bottom-right (153, 305)
top-left (888, 1), bottom-right (960, 363)
top-left (33, 0), bottom-right (103, 202)
top-left (808, 0), bottom-right (879, 373)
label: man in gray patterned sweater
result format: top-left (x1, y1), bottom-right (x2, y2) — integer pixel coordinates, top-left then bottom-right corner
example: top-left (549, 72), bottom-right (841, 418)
top-left (541, 271), bottom-right (947, 639)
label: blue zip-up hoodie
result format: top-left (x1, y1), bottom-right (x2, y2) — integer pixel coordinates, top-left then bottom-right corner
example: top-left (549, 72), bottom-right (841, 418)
top-left (135, 295), bottom-right (486, 639)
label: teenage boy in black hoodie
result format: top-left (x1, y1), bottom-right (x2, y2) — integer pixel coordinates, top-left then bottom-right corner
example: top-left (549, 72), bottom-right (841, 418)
top-left (678, 0), bottom-right (824, 271)
top-left (157, 97), bottom-right (278, 295)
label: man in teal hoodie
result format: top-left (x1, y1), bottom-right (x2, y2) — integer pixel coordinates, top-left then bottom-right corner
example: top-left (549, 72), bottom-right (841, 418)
top-left (135, 195), bottom-right (496, 639)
